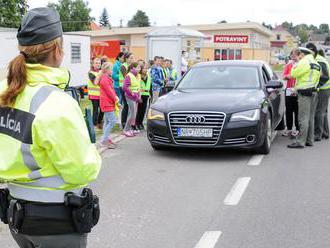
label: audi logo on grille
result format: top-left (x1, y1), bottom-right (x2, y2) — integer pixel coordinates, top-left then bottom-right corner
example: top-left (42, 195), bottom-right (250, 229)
top-left (186, 115), bottom-right (206, 124)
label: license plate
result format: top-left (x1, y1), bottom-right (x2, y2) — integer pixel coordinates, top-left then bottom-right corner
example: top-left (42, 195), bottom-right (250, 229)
top-left (177, 128), bottom-right (213, 138)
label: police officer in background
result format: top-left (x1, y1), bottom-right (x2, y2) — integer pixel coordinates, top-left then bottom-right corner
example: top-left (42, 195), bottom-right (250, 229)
top-left (314, 49), bottom-right (330, 141)
top-left (288, 44), bottom-right (321, 148)
top-left (0, 8), bottom-right (101, 247)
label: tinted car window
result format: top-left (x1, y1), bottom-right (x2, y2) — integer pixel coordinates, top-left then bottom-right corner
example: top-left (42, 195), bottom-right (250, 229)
top-left (264, 64), bottom-right (278, 80)
top-left (177, 66), bottom-right (260, 89)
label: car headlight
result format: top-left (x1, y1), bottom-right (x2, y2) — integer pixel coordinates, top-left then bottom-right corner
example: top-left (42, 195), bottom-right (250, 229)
top-left (230, 109), bottom-right (260, 122)
top-left (147, 109), bottom-right (165, 121)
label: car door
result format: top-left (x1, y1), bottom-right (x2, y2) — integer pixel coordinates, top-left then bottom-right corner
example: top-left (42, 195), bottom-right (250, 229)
top-left (262, 65), bottom-right (282, 126)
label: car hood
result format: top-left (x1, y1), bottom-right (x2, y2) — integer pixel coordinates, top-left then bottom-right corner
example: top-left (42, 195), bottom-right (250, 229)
top-left (152, 89), bottom-right (265, 114)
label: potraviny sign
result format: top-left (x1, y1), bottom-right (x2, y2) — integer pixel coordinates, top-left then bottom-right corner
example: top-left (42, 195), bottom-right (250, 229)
top-left (214, 35), bottom-right (249, 44)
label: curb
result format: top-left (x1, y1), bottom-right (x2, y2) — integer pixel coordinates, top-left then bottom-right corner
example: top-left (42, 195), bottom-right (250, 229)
top-left (97, 134), bottom-right (127, 155)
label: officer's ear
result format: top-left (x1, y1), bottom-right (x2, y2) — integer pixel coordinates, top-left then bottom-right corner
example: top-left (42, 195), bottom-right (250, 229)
top-left (53, 37), bottom-right (64, 67)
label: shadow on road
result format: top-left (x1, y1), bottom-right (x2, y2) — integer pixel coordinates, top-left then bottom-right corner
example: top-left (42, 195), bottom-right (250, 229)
top-left (149, 147), bottom-right (253, 162)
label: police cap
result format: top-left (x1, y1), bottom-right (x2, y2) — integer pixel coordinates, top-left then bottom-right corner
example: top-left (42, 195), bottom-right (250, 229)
top-left (17, 7), bottom-right (63, 46)
top-left (299, 47), bottom-right (314, 55)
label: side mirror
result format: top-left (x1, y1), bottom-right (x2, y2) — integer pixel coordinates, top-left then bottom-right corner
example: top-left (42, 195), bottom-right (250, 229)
top-left (266, 80), bottom-right (283, 89)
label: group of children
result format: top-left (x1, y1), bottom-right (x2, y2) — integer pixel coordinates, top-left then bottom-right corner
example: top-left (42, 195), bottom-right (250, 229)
top-left (87, 52), bottom-right (178, 149)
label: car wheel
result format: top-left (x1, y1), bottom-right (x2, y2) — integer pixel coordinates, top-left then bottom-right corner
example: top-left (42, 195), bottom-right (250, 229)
top-left (256, 112), bottom-right (272, 155)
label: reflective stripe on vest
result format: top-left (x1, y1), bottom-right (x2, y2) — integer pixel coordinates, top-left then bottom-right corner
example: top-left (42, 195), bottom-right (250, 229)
top-left (10, 85), bottom-right (83, 203)
top-left (8, 184), bottom-right (82, 203)
top-left (140, 73), bottom-right (151, 96)
top-left (87, 71), bottom-right (100, 97)
top-left (21, 86), bottom-right (57, 174)
top-left (296, 57), bottom-right (320, 90)
top-left (317, 55), bottom-right (330, 90)
top-left (127, 73), bottom-right (140, 93)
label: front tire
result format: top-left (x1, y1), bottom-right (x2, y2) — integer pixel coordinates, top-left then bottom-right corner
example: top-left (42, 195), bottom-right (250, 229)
top-left (256, 112), bottom-right (272, 155)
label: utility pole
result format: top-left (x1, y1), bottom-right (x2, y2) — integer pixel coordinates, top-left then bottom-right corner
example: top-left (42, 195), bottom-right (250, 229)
top-left (119, 19), bottom-right (123, 28)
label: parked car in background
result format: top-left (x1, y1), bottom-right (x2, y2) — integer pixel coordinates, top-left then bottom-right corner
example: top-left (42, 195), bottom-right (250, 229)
top-left (147, 60), bottom-right (285, 154)
top-left (325, 48), bottom-right (330, 56)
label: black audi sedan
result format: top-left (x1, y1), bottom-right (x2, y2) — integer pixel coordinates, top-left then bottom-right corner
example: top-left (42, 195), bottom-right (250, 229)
top-left (147, 60), bottom-right (285, 154)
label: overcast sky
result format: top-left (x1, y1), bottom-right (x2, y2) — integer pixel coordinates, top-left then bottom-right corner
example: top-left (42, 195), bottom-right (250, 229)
top-left (28, 0), bottom-right (328, 27)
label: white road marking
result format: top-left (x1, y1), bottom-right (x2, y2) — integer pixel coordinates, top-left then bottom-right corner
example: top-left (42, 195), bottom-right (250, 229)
top-left (224, 177), bottom-right (251, 206)
top-left (246, 131), bottom-right (278, 167)
top-left (272, 131), bottom-right (278, 142)
top-left (194, 231), bottom-right (222, 248)
top-left (247, 155), bottom-right (264, 166)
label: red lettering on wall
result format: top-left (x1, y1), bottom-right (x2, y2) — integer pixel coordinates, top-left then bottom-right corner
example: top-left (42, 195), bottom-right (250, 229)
top-left (214, 35), bottom-right (249, 44)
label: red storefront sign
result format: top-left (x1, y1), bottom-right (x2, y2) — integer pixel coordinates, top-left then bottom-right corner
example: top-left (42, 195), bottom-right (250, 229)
top-left (214, 35), bottom-right (249, 44)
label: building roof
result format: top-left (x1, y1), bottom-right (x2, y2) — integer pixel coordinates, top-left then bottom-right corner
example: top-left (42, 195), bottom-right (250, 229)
top-left (90, 22), bottom-right (102, 31)
top-left (146, 27), bottom-right (206, 38)
top-left (67, 22), bottom-right (273, 38)
top-left (309, 33), bottom-right (327, 42)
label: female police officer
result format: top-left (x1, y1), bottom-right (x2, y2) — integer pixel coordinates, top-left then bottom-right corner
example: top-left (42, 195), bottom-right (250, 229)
top-left (0, 7), bottom-right (101, 247)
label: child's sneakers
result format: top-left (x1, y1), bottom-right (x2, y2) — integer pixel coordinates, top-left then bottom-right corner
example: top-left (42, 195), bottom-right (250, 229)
top-left (100, 140), bottom-right (116, 149)
top-left (123, 131), bottom-right (134, 137)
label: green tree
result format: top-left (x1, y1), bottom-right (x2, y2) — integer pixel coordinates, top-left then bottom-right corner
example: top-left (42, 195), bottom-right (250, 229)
top-left (319, 23), bottom-right (329, 34)
top-left (48, 0), bottom-right (93, 32)
top-left (99, 8), bottom-right (110, 28)
top-left (297, 27), bottom-right (309, 44)
top-left (0, 0), bottom-right (27, 28)
top-left (127, 10), bottom-right (150, 27)
top-left (218, 20), bottom-right (227, 24)
top-left (281, 21), bottom-right (294, 32)
top-left (308, 24), bottom-right (318, 33)
top-left (262, 22), bottom-right (273, 30)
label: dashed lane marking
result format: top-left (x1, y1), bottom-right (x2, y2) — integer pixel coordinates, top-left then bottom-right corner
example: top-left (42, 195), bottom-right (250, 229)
top-left (246, 131), bottom-right (278, 166)
top-left (247, 155), bottom-right (264, 166)
top-left (224, 177), bottom-right (251, 206)
top-left (194, 231), bottom-right (222, 248)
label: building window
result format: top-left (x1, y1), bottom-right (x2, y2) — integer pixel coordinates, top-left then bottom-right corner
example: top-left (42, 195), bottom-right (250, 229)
top-left (229, 49), bottom-right (235, 60)
top-left (276, 34), bottom-right (281, 41)
top-left (235, 50), bottom-right (242, 60)
top-left (71, 43), bottom-right (81, 64)
top-left (214, 49), bottom-right (221, 60)
top-left (214, 49), bottom-right (242, 61)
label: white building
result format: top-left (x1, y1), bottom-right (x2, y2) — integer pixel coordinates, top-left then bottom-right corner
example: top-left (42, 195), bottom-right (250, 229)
top-left (0, 28), bottom-right (90, 87)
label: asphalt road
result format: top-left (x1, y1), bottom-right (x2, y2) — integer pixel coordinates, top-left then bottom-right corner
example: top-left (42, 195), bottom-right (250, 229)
top-left (1, 131), bottom-right (330, 248)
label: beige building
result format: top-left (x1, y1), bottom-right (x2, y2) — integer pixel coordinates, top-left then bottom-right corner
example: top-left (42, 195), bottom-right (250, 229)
top-left (70, 22), bottom-right (273, 63)
top-left (271, 26), bottom-right (299, 60)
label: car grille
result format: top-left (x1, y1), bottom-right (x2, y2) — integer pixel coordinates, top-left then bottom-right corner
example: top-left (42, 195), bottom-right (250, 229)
top-left (223, 137), bottom-right (247, 145)
top-left (168, 112), bottom-right (226, 145)
top-left (153, 134), bottom-right (171, 144)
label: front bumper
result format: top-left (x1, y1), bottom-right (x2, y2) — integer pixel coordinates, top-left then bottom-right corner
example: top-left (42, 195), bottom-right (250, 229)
top-left (147, 117), bottom-right (266, 149)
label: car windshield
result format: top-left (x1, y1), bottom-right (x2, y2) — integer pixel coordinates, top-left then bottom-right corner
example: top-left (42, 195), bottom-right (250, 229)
top-left (177, 65), bottom-right (260, 89)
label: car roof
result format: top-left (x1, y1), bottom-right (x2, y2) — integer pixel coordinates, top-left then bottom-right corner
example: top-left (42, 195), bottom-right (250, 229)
top-left (194, 60), bottom-right (265, 68)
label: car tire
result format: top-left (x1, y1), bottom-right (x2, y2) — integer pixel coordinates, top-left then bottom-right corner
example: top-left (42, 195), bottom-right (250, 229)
top-left (256, 112), bottom-right (272, 155)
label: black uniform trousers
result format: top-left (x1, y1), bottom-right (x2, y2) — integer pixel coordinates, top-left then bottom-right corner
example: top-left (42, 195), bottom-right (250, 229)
top-left (285, 95), bottom-right (299, 131)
